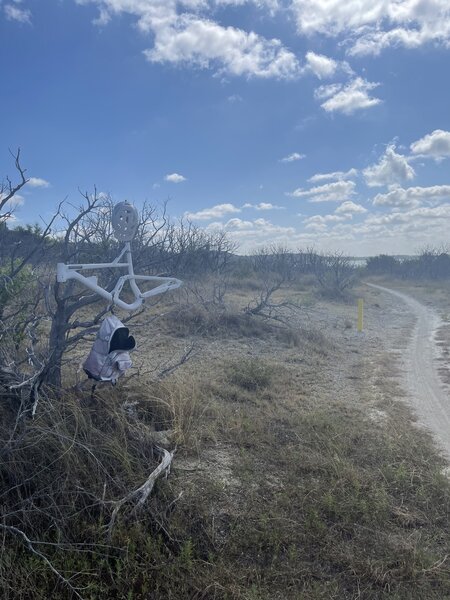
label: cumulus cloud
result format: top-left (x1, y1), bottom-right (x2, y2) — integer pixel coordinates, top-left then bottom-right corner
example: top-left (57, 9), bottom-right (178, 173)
top-left (214, 0), bottom-right (280, 9)
top-left (27, 177), bottom-right (51, 188)
top-left (305, 51), bottom-right (338, 79)
top-left (308, 168), bottom-right (358, 183)
top-left (4, 3), bottom-right (31, 23)
top-left (280, 152), bottom-right (305, 162)
top-left (145, 16), bottom-right (300, 78)
top-left (80, 1), bottom-right (300, 79)
top-left (288, 180), bottom-right (356, 202)
top-left (410, 129), bottom-right (450, 160)
top-left (290, 0), bottom-right (450, 56)
top-left (363, 145), bottom-right (415, 188)
top-left (205, 216), bottom-right (295, 250)
top-left (315, 77), bottom-right (381, 115)
top-left (372, 185), bottom-right (450, 208)
top-left (303, 213), bottom-right (346, 231)
top-left (165, 173), bottom-right (187, 183)
top-left (242, 202), bottom-right (284, 210)
top-left (361, 205), bottom-right (450, 243)
top-left (367, 204), bottom-right (450, 225)
top-left (335, 200), bottom-right (367, 215)
top-left (186, 203), bottom-right (241, 220)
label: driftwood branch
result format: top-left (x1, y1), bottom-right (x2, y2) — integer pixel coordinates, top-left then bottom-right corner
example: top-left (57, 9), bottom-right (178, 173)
top-left (106, 446), bottom-right (174, 541)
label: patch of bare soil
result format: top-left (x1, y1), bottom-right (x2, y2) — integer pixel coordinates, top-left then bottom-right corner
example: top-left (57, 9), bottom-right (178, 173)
top-left (368, 282), bottom-right (450, 461)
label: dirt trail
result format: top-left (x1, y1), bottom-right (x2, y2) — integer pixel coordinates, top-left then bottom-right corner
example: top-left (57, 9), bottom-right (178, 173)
top-left (368, 283), bottom-right (450, 460)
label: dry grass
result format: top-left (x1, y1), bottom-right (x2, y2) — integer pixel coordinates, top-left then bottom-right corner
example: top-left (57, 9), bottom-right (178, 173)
top-left (1, 278), bottom-right (450, 599)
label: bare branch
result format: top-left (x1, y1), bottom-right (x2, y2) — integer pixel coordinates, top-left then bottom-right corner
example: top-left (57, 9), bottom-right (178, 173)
top-left (0, 524), bottom-right (86, 600)
top-left (0, 149), bottom-right (28, 220)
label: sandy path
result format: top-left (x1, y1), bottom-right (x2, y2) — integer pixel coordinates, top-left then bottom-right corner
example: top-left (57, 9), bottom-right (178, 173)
top-left (368, 283), bottom-right (450, 460)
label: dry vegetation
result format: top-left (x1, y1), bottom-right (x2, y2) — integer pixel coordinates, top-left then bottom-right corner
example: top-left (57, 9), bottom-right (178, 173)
top-left (1, 275), bottom-right (449, 599)
top-left (1, 157), bottom-right (449, 599)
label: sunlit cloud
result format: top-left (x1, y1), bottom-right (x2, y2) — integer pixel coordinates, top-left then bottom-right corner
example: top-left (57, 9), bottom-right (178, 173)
top-left (308, 168), bottom-right (358, 183)
top-left (288, 180), bottom-right (356, 202)
top-left (242, 202), bottom-right (284, 210)
top-left (335, 200), bottom-right (367, 214)
top-left (410, 129), bottom-right (450, 161)
top-left (373, 185), bottom-right (450, 208)
top-left (363, 145), bottom-right (415, 188)
top-left (186, 203), bottom-right (241, 220)
top-left (27, 177), bottom-right (51, 188)
top-left (280, 152), bottom-right (305, 163)
top-left (315, 77), bottom-right (381, 115)
top-left (165, 173), bottom-right (187, 183)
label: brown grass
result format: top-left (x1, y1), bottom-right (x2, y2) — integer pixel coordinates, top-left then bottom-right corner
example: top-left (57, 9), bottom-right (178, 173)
top-left (1, 278), bottom-right (449, 599)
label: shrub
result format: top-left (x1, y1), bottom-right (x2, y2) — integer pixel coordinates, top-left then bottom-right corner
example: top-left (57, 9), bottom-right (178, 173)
top-left (227, 358), bottom-right (274, 391)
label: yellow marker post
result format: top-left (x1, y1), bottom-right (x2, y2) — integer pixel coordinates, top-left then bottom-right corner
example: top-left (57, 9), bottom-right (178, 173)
top-left (357, 298), bottom-right (364, 332)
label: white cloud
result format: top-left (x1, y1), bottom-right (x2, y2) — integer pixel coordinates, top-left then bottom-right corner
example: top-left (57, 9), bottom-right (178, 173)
top-left (288, 180), bottom-right (356, 202)
top-left (292, 0), bottom-right (389, 36)
top-left (144, 15), bottom-right (300, 79)
top-left (0, 192), bottom-right (25, 208)
top-left (316, 77), bottom-right (381, 115)
top-left (366, 204), bottom-right (450, 226)
top-left (243, 202), bottom-right (284, 210)
top-left (291, 0), bottom-right (450, 56)
top-left (363, 145), bottom-right (415, 188)
top-left (213, 0), bottom-right (280, 12)
top-left (206, 216), bottom-right (296, 251)
top-left (305, 51), bottom-right (338, 79)
top-left (27, 177), bottom-right (51, 188)
top-left (4, 3), bottom-right (31, 23)
top-left (410, 129), bottom-right (450, 160)
top-left (78, 1), bottom-right (300, 79)
top-left (280, 152), bottom-right (305, 163)
top-left (214, 0), bottom-right (279, 8)
top-left (165, 172), bottom-right (187, 183)
top-left (308, 168), bottom-right (358, 183)
top-left (303, 213), bottom-right (346, 231)
top-left (186, 203), bottom-right (241, 220)
top-left (373, 185), bottom-right (450, 208)
top-left (335, 200), bottom-right (367, 215)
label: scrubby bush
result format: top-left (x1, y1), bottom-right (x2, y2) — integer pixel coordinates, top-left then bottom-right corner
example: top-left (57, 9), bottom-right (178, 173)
top-left (227, 357), bottom-right (275, 391)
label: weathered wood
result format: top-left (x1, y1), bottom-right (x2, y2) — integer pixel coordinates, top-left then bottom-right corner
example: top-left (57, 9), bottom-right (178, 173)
top-left (106, 446), bottom-right (174, 541)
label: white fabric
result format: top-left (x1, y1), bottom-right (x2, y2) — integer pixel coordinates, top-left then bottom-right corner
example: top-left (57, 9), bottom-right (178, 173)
top-left (83, 316), bottom-right (133, 384)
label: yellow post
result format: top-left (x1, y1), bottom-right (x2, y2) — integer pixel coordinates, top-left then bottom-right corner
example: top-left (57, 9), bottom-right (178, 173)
top-left (357, 298), bottom-right (364, 332)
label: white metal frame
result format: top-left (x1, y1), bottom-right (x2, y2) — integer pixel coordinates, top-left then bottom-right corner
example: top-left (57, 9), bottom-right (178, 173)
top-left (57, 241), bottom-right (182, 311)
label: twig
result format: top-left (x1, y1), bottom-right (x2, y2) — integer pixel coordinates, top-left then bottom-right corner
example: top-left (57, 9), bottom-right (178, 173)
top-left (157, 342), bottom-right (196, 380)
top-left (0, 524), bottom-right (86, 600)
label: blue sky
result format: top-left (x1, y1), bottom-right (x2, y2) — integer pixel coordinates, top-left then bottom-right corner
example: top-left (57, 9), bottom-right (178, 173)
top-left (1, 0), bottom-right (450, 255)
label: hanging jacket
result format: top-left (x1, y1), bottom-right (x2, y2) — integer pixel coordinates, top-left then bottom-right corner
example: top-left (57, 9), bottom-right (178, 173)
top-left (83, 316), bottom-right (135, 384)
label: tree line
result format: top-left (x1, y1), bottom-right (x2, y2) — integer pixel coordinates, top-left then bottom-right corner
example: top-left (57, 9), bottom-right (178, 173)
top-left (366, 248), bottom-right (450, 279)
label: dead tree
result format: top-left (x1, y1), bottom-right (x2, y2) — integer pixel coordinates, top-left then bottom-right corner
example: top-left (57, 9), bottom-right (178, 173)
top-left (313, 251), bottom-right (357, 298)
top-left (245, 245), bottom-right (297, 318)
top-left (0, 148), bottom-right (28, 225)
